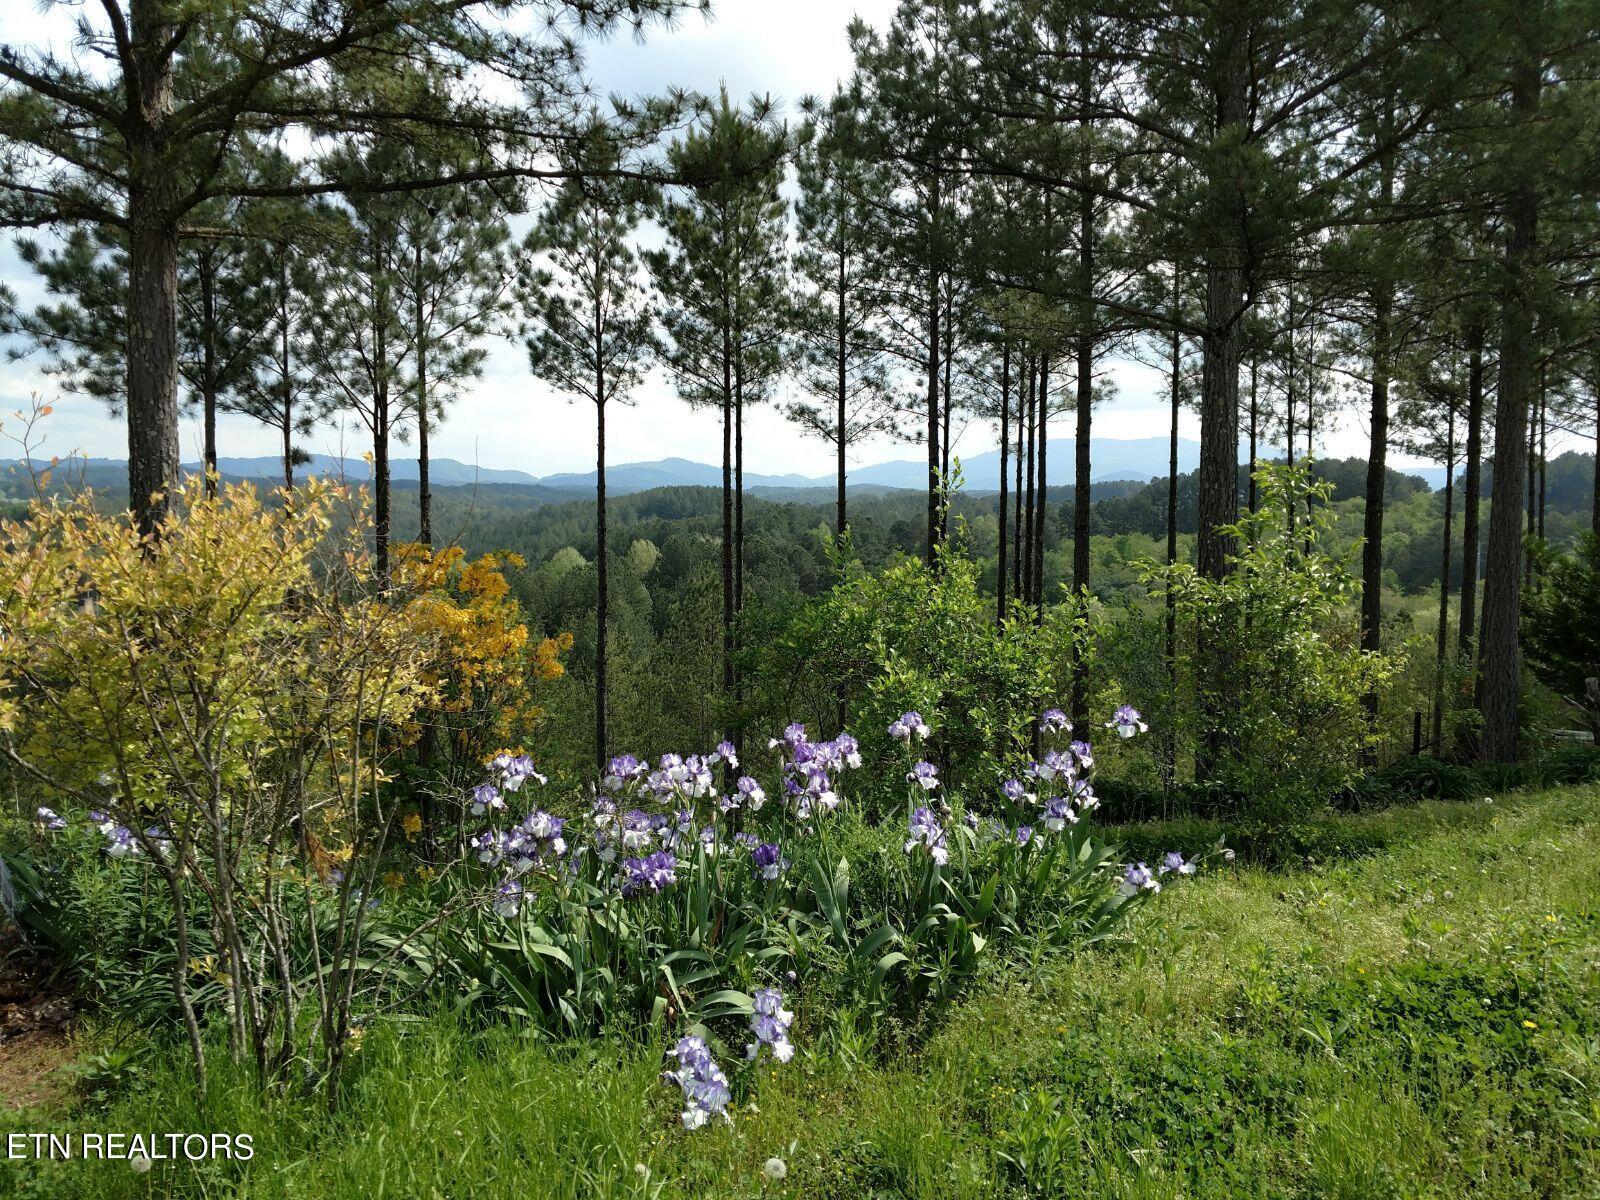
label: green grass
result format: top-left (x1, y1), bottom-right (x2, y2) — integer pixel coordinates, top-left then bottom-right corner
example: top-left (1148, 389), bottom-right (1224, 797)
top-left (6, 787), bottom-right (1600, 1199)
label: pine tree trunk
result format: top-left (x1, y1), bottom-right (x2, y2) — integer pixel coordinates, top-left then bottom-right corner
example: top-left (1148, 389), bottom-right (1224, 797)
top-left (1361, 286), bottom-right (1392, 732)
top-left (1197, 269), bottom-right (1243, 580)
top-left (1022, 355), bottom-right (1036, 607)
top-left (1013, 365), bottom-right (1025, 603)
top-left (926, 254), bottom-right (941, 563)
top-left (1458, 324), bottom-right (1484, 658)
top-left (596, 384), bottom-right (608, 774)
top-left (836, 255), bottom-right (847, 537)
top-left (1073, 321), bottom-right (1093, 728)
top-left (1166, 288), bottom-right (1181, 796)
top-left (1479, 59), bottom-right (1542, 764)
top-left (372, 251), bottom-right (392, 585)
top-left (997, 342), bottom-right (1010, 622)
top-left (415, 246), bottom-right (432, 546)
top-left (200, 249), bottom-right (219, 498)
top-left (1537, 377), bottom-right (1547, 542)
top-left (1433, 404), bottom-right (1456, 754)
top-left (1035, 356), bottom-right (1048, 615)
top-left (1247, 354), bottom-right (1258, 516)
top-left (1592, 381), bottom-right (1599, 540)
top-left (721, 316), bottom-right (734, 722)
top-left (279, 254), bottom-right (295, 490)
top-left (124, 5), bottom-right (181, 539)
top-left (734, 343), bottom-right (745, 757)
top-left (940, 284), bottom-right (952, 543)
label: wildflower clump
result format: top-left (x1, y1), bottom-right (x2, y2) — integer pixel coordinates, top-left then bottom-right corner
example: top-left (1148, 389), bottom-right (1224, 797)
top-left (664, 1035), bottom-right (733, 1129)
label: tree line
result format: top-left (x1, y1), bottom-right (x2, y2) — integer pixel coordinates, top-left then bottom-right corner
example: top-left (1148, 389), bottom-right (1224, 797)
top-left (3, 0), bottom-right (1598, 771)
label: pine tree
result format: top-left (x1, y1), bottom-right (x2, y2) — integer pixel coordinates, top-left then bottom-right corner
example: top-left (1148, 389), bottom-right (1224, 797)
top-left (397, 179), bottom-right (517, 545)
top-left (525, 150), bottom-right (655, 771)
top-left (788, 90), bottom-right (903, 537)
top-left (646, 94), bottom-right (787, 737)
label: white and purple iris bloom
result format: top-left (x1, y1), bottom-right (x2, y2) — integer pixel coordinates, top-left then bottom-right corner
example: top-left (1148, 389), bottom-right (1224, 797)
top-left (621, 850), bottom-right (677, 896)
top-left (506, 809), bottom-right (567, 871)
top-left (711, 740), bottom-right (739, 769)
top-left (1038, 708), bottom-right (1070, 734)
top-left (469, 782), bottom-right (504, 817)
top-left (905, 806), bottom-right (949, 865)
top-left (888, 711), bottom-right (930, 743)
top-left (750, 841), bottom-right (786, 881)
top-left (105, 824), bottom-right (141, 859)
top-left (746, 986), bottom-right (795, 1063)
top-left (35, 806), bottom-right (66, 831)
top-left (1041, 795), bottom-right (1079, 832)
top-left (492, 879), bottom-right (523, 917)
top-left (1160, 851), bottom-right (1196, 877)
top-left (665, 1035), bottom-right (733, 1130)
top-left (492, 752), bottom-right (546, 792)
top-left (471, 829), bottom-right (508, 865)
top-left (907, 760), bottom-right (940, 792)
top-left (603, 753), bottom-right (646, 791)
top-left (1031, 749), bottom-right (1074, 783)
top-left (773, 728), bottom-right (861, 819)
top-left (768, 722), bottom-right (808, 751)
top-left (1107, 705), bottom-right (1148, 739)
top-left (1122, 861), bottom-right (1160, 893)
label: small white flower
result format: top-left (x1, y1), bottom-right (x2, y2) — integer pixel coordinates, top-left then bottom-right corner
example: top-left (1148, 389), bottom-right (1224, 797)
top-left (763, 1157), bottom-right (788, 1181)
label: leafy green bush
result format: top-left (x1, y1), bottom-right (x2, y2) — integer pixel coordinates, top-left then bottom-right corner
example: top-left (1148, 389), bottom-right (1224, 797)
top-left (1141, 463), bottom-right (1400, 831)
top-left (758, 542), bottom-right (1075, 814)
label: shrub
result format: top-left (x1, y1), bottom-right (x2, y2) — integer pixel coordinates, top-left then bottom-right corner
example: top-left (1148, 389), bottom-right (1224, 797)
top-left (0, 478), bottom-right (468, 1103)
top-left (1141, 463), bottom-right (1400, 830)
top-left (759, 541), bottom-right (1077, 813)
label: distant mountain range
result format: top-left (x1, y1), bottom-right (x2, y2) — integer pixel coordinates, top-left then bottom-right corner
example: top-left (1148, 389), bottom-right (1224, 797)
top-left (12, 438), bottom-right (1448, 495)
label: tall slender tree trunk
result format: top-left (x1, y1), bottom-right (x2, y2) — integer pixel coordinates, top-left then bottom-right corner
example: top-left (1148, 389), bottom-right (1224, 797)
top-left (595, 375), bottom-right (608, 774)
top-left (279, 254), bottom-right (295, 490)
top-left (1537, 372), bottom-right (1547, 542)
top-left (1197, 260), bottom-right (1243, 580)
top-left (1166, 274), bottom-right (1182, 796)
top-left (372, 253), bottom-right (392, 585)
top-left (1072, 321), bottom-right (1092, 726)
top-left (125, 4), bottom-right (181, 538)
top-left (1433, 402), bottom-right (1456, 754)
top-left (1592, 374), bottom-right (1599, 539)
top-left (836, 255), bottom-right (848, 537)
top-left (1479, 57), bottom-right (1542, 764)
top-left (1247, 353), bottom-right (1258, 516)
top-left (1022, 355), bottom-right (1037, 607)
top-left (926, 252), bottom-right (942, 562)
top-left (720, 310), bottom-right (734, 724)
top-left (1361, 285), bottom-right (1392, 733)
top-left (415, 244), bottom-right (432, 546)
top-left (998, 342), bottom-right (1010, 622)
top-left (1035, 356), bottom-right (1049, 615)
top-left (941, 284), bottom-right (952, 542)
top-left (1013, 360), bottom-right (1025, 604)
top-left (1195, 32), bottom-right (1249, 780)
top-left (199, 249), bottom-right (219, 498)
top-left (1458, 324), bottom-right (1484, 659)
top-left (734, 340), bottom-right (746, 757)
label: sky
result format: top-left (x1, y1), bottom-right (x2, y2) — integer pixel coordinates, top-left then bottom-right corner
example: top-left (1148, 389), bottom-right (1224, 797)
top-left (0, 0), bottom-right (1443, 479)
